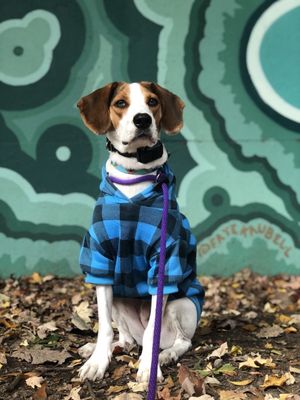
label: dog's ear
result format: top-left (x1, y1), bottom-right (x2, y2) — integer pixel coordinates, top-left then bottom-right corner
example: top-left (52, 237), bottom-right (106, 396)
top-left (77, 82), bottom-right (120, 135)
top-left (150, 83), bottom-right (185, 134)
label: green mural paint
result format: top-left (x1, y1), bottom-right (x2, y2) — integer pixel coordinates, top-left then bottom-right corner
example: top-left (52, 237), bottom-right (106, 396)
top-left (0, 0), bottom-right (299, 278)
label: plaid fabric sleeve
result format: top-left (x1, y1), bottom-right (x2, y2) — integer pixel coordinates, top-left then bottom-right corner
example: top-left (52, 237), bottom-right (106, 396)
top-left (79, 226), bottom-right (115, 285)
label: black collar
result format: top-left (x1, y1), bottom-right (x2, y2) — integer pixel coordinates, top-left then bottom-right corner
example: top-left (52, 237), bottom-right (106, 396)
top-left (106, 138), bottom-right (164, 164)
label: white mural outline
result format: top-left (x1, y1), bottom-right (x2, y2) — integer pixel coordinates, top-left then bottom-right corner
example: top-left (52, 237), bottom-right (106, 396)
top-left (246, 0), bottom-right (300, 123)
top-left (0, 10), bottom-right (60, 86)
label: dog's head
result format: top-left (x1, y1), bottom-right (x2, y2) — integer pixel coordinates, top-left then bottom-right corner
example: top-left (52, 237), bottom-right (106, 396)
top-left (77, 82), bottom-right (185, 153)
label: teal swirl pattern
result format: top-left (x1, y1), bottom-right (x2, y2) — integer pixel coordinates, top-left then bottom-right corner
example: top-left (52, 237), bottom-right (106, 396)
top-left (0, 0), bottom-right (299, 278)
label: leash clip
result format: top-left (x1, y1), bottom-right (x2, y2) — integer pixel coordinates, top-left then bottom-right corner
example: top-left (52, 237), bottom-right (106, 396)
top-left (156, 171), bottom-right (169, 185)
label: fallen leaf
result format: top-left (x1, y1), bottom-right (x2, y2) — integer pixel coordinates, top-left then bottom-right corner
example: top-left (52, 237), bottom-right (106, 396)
top-left (189, 396), bottom-right (215, 400)
top-left (116, 355), bottom-right (137, 364)
top-left (263, 394), bottom-right (298, 400)
top-left (32, 348), bottom-right (71, 365)
top-left (37, 321), bottom-right (58, 339)
top-left (276, 314), bottom-right (292, 325)
top-left (216, 363), bottom-right (236, 376)
top-left (207, 342), bottom-right (228, 359)
top-left (264, 395), bottom-right (278, 400)
top-left (112, 394), bottom-right (143, 400)
top-left (219, 390), bottom-right (247, 400)
top-left (157, 387), bottom-right (181, 400)
top-left (290, 314), bottom-right (300, 326)
top-left (260, 372), bottom-right (295, 389)
top-left (92, 322), bottom-right (99, 333)
top-left (195, 365), bottom-right (213, 378)
top-left (12, 347), bottom-right (71, 365)
top-left (71, 313), bottom-right (90, 331)
top-left (271, 349), bottom-right (282, 356)
top-left (106, 385), bottom-right (128, 395)
top-left (239, 359), bottom-right (256, 369)
top-left (64, 386), bottom-right (81, 400)
top-left (290, 366), bottom-right (300, 374)
top-left (71, 293), bottom-right (82, 305)
top-left (285, 372), bottom-right (296, 385)
top-left (254, 354), bottom-right (276, 368)
top-left (284, 326), bottom-right (297, 334)
top-left (127, 381), bottom-right (148, 393)
top-left (0, 352), bottom-right (7, 365)
top-left (42, 275), bottom-right (54, 283)
top-left (178, 365), bottom-right (205, 396)
top-left (26, 375), bottom-right (44, 388)
top-left (229, 379), bottom-right (253, 386)
top-left (112, 365), bottom-right (130, 380)
top-left (265, 343), bottom-right (273, 349)
top-left (244, 311), bottom-right (258, 320)
top-left (71, 301), bottom-right (93, 331)
top-left (165, 375), bottom-right (175, 388)
top-left (30, 272), bottom-right (43, 284)
top-left (0, 293), bottom-right (10, 308)
top-left (0, 317), bottom-right (16, 329)
top-left (11, 348), bottom-right (32, 363)
top-left (256, 324), bottom-right (284, 338)
top-left (230, 345), bottom-right (243, 356)
top-left (263, 302), bottom-right (277, 313)
top-left (204, 376), bottom-right (221, 385)
top-left (68, 359), bottom-right (83, 368)
top-left (115, 354), bottom-right (139, 369)
top-left (239, 355), bottom-right (275, 369)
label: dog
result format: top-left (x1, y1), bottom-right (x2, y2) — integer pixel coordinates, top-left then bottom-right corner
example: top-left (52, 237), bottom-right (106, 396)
top-left (77, 82), bottom-right (204, 383)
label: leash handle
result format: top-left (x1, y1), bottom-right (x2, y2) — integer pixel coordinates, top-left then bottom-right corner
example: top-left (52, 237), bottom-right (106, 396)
top-left (147, 182), bottom-right (168, 400)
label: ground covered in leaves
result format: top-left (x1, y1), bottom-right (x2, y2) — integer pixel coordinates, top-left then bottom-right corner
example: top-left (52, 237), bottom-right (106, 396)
top-left (0, 269), bottom-right (300, 400)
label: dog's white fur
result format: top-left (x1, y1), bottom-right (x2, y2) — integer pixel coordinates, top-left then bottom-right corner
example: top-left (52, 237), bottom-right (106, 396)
top-left (78, 83), bottom-right (198, 382)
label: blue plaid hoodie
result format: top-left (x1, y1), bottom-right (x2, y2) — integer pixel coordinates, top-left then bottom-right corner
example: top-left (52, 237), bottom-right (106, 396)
top-left (80, 164), bottom-right (204, 320)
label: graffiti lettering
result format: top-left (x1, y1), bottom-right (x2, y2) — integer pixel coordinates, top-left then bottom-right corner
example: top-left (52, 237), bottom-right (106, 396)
top-left (199, 223), bottom-right (292, 258)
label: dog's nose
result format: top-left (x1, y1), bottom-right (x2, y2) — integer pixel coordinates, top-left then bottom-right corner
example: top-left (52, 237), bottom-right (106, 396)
top-left (133, 113), bottom-right (152, 130)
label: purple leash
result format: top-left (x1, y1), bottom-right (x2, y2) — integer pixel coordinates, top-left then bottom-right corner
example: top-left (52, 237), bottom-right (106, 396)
top-left (109, 172), bottom-right (169, 400)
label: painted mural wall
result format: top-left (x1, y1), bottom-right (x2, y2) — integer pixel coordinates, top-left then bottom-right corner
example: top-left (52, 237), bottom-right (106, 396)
top-left (0, 0), bottom-right (299, 278)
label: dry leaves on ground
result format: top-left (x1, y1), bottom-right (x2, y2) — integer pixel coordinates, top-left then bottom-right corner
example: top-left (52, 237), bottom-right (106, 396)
top-left (0, 269), bottom-right (300, 399)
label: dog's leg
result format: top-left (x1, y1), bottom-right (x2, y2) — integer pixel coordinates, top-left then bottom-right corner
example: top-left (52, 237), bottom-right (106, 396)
top-left (79, 285), bottom-right (113, 381)
top-left (112, 298), bottom-right (146, 349)
top-left (137, 295), bottom-right (168, 383)
top-left (159, 298), bottom-right (197, 365)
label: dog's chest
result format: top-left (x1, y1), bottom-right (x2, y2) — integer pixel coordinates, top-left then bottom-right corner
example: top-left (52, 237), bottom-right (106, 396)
top-left (113, 181), bottom-right (152, 198)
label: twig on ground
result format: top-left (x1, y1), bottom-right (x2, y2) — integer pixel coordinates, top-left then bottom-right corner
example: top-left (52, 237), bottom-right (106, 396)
top-left (6, 374), bottom-right (24, 392)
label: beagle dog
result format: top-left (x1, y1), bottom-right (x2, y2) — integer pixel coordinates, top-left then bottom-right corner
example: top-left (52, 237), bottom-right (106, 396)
top-left (77, 82), bottom-right (204, 383)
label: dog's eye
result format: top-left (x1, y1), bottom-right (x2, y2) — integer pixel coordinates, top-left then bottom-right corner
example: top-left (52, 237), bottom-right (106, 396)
top-left (147, 98), bottom-right (158, 107)
top-left (115, 99), bottom-right (127, 108)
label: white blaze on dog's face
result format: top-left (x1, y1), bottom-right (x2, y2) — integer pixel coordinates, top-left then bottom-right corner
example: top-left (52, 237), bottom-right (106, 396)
top-left (108, 83), bottom-right (161, 153)
top-left (77, 81), bottom-right (185, 154)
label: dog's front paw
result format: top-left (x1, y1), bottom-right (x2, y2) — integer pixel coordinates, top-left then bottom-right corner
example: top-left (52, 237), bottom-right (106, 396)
top-left (78, 343), bottom-right (96, 359)
top-left (137, 357), bottom-right (163, 383)
top-left (79, 352), bottom-right (110, 381)
top-left (159, 348), bottom-right (178, 365)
